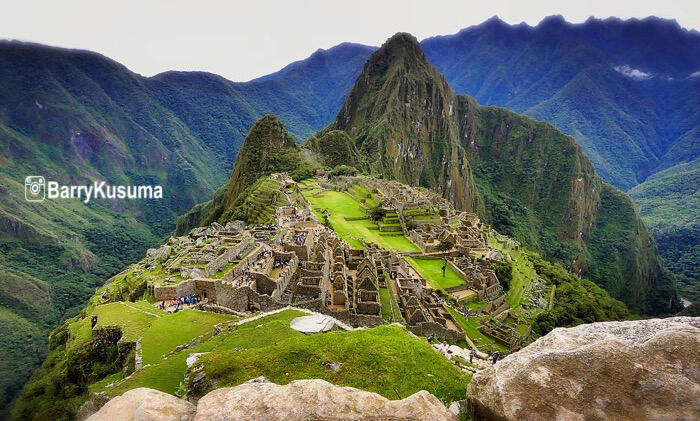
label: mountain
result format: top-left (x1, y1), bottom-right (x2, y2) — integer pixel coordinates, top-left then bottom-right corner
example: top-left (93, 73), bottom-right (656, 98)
top-left (629, 158), bottom-right (700, 302)
top-left (308, 33), bottom-right (679, 315)
top-left (421, 15), bottom-right (700, 190)
top-left (175, 115), bottom-right (319, 234)
top-left (11, 148), bottom-right (629, 420)
top-left (419, 17), bottom-right (699, 297)
top-left (0, 40), bottom-right (369, 413)
top-left (328, 33), bottom-right (478, 210)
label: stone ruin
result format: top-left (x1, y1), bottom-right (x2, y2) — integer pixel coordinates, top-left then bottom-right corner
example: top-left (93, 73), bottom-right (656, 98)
top-left (135, 174), bottom-right (529, 344)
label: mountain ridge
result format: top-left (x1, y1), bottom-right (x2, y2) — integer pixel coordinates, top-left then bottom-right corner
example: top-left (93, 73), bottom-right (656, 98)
top-left (189, 32), bottom-right (679, 315)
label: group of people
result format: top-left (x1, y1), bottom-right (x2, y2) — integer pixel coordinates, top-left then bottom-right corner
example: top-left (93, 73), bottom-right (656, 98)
top-left (273, 258), bottom-right (289, 269)
top-left (233, 270), bottom-right (254, 287)
top-left (292, 231), bottom-right (307, 245)
top-left (159, 294), bottom-right (203, 313)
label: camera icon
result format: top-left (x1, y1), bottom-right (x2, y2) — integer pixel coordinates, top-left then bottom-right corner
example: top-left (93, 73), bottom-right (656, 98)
top-left (25, 176), bottom-right (46, 202)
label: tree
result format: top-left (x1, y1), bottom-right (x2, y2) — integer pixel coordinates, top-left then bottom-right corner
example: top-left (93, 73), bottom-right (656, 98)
top-left (368, 206), bottom-right (387, 222)
top-left (491, 261), bottom-right (513, 292)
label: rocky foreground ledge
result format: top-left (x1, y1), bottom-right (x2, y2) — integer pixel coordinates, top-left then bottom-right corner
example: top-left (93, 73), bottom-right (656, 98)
top-left (86, 378), bottom-right (456, 421)
top-left (85, 317), bottom-right (699, 420)
top-left (468, 317), bottom-right (700, 420)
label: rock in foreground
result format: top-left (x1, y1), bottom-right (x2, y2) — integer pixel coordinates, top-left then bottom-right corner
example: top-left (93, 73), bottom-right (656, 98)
top-left (86, 388), bottom-right (195, 420)
top-left (87, 379), bottom-right (456, 421)
top-left (468, 317), bottom-right (700, 420)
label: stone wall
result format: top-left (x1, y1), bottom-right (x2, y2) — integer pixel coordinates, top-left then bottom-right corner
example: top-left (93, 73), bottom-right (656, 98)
top-left (214, 283), bottom-right (286, 313)
top-left (153, 278), bottom-right (218, 301)
top-left (204, 234), bottom-right (254, 276)
top-left (408, 321), bottom-right (463, 343)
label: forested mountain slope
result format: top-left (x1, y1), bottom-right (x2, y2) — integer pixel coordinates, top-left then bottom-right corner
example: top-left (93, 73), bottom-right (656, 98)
top-left (0, 40), bottom-right (369, 412)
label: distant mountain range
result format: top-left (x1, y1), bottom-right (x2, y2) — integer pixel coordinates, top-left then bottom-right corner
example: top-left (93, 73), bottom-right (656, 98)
top-left (0, 15), bottom-right (697, 413)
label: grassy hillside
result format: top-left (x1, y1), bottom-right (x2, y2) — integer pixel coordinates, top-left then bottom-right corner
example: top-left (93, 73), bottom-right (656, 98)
top-left (12, 263), bottom-right (470, 420)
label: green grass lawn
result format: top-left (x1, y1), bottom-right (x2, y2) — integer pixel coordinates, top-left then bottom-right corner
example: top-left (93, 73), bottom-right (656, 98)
top-left (140, 310), bottom-right (235, 365)
top-left (200, 321), bottom-right (470, 404)
top-left (68, 302), bottom-right (235, 366)
top-left (103, 310), bottom-right (470, 404)
top-left (103, 310), bottom-right (307, 397)
top-left (406, 257), bottom-right (466, 290)
top-left (304, 190), bottom-right (419, 252)
top-left (69, 302), bottom-right (158, 348)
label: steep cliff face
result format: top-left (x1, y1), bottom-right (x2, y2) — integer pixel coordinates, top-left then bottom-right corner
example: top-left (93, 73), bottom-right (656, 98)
top-left (304, 130), bottom-right (367, 171)
top-left (330, 33), bottom-right (478, 211)
top-left (325, 33), bottom-right (678, 314)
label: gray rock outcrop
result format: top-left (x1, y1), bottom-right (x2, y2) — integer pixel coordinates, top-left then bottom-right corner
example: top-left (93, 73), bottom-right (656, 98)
top-left (86, 388), bottom-right (195, 420)
top-left (86, 379), bottom-right (455, 421)
top-left (467, 317), bottom-right (700, 420)
top-left (194, 378), bottom-right (455, 420)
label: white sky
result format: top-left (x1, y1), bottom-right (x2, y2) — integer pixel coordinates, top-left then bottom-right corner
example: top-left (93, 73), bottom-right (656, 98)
top-left (1, 0), bottom-right (698, 82)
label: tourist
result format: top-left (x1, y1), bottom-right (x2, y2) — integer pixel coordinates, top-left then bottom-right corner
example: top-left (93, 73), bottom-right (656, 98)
top-left (469, 349), bottom-right (476, 363)
top-left (491, 351), bottom-right (500, 365)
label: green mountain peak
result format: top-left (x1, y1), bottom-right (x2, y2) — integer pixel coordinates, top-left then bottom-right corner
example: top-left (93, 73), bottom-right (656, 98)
top-left (330, 30), bottom-right (477, 211)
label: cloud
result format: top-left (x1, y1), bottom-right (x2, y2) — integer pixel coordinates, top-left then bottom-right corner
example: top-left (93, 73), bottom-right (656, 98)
top-left (613, 65), bottom-right (653, 80)
top-left (689, 70), bottom-right (700, 78)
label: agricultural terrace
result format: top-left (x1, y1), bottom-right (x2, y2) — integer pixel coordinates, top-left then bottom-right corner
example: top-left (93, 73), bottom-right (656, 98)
top-left (444, 305), bottom-right (508, 354)
top-left (487, 235), bottom-right (540, 311)
top-left (300, 181), bottom-right (419, 252)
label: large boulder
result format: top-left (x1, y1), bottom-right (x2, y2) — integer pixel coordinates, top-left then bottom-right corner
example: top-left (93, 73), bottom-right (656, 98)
top-left (468, 317), bottom-right (700, 420)
top-left (86, 388), bottom-right (195, 421)
top-left (194, 378), bottom-right (456, 420)
top-left (85, 379), bottom-right (455, 420)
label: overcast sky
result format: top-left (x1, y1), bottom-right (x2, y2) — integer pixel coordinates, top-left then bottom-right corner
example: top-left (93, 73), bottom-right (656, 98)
top-left (2, 0), bottom-right (698, 81)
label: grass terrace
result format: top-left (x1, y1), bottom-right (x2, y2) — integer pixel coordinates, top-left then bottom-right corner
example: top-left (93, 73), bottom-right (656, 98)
top-left (487, 236), bottom-right (538, 311)
top-left (379, 284), bottom-right (403, 323)
top-left (302, 187), bottom-right (419, 252)
top-left (445, 306), bottom-right (508, 354)
top-left (69, 302), bottom-right (235, 359)
top-left (406, 257), bottom-right (466, 290)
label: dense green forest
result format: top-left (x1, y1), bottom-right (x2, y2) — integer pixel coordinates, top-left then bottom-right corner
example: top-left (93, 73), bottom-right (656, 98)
top-left (629, 159), bottom-right (700, 302)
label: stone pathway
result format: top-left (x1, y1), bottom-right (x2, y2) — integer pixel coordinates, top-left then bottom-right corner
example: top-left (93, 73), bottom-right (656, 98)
top-left (122, 301), bottom-right (162, 318)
